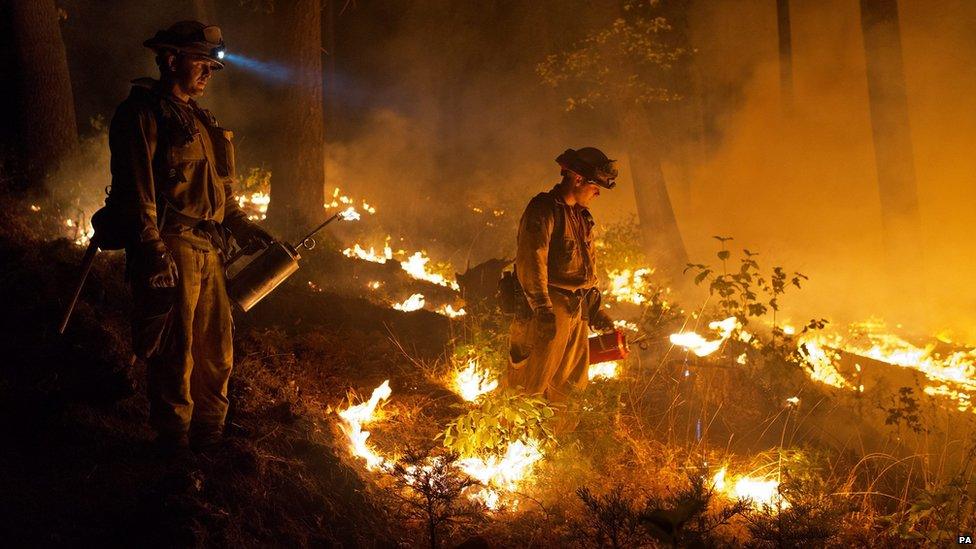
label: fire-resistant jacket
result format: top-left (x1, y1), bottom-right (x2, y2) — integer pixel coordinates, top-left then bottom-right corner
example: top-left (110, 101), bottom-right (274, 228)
top-left (108, 78), bottom-right (250, 246)
top-left (515, 187), bottom-right (599, 311)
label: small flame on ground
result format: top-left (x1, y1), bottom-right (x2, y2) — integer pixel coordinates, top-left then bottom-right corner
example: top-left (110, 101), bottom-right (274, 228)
top-left (713, 466), bottom-right (788, 508)
top-left (336, 380), bottom-right (393, 470)
top-left (588, 361), bottom-right (619, 380)
top-left (437, 304), bottom-right (467, 318)
top-left (458, 439), bottom-right (543, 510)
top-left (452, 360), bottom-right (498, 401)
top-left (343, 240), bottom-right (394, 264)
top-left (336, 380), bottom-right (542, 511)
top-left (393, 293), bottom-right (425, 312)
top-left (400, 251), bottom-right (460, 291)
top-left (30, 204), bottom-right (41, 212)
top-left (367, 280), bottom-right (383, 290)
top-left (797, 337), bottom-right (855, 390)
top-left (669, 316), bottom-right (739, 357)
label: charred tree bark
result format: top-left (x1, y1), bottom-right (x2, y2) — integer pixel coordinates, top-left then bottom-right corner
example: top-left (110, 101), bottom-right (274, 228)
top-left (859, 0), bottom-right (923, 269)
top-left (776, 0), bottom-right (794, 111)
top-left (623, 111), bottom-right (689, 281)
top-left (7, 0), bottom-right (78, 191)
top-left (266, 0), bottom-right (326, 238)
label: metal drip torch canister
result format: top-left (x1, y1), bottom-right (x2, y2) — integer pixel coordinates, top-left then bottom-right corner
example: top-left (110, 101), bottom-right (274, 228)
top-left (227, 241), bottom-right (301, 312)
top-left (588, 329), bottom-right (630, 365)
top-left (226, 210), bottom-right (353, 312)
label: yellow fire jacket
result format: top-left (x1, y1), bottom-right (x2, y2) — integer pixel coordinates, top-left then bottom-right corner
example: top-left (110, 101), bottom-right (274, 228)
top-left (515, 187), bottom-right (599, 311)
top-left (108, 79), bottom-right (250, 245)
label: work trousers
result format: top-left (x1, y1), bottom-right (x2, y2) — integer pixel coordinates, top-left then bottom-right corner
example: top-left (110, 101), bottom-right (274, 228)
top-left (133, 232), bottom-right (234, 438)
top-left (506, 288), bottom-right (590, 402)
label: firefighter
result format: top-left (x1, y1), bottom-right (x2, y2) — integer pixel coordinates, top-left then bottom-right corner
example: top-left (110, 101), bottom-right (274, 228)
top-left (109, 21), bottom-right (273, 452)
top-left (506, 147), bottom-right (617, 406)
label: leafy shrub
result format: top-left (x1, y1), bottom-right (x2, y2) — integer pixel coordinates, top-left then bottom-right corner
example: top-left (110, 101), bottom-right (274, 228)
top-left (441, 391), bottom-right (555, 458)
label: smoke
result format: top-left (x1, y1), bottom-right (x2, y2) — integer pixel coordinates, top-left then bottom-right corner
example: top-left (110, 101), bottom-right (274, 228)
top-left (680, 0), bottom-right (976, 339)
top-left (51, 0), bottom-right (974, 338)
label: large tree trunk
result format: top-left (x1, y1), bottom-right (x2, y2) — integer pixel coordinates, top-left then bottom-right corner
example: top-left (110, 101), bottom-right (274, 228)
top-left (8, 0), bottom-right (78, 191)
top-left (266, 0), bottom-right (326, 238)
top-left (859, 0), bottom-right (923, 272)
top-left (776, 0), bottom-right (794, 111)
top-left (623, 112), bottom-right (689, 281)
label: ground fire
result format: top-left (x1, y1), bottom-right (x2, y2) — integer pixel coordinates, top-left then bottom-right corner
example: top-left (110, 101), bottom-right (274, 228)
top-left (3, 1), bottom-right (975, 546)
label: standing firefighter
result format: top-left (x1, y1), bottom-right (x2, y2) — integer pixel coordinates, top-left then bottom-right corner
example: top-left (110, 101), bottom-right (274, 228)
top-left (506, 147), bottom-right (617, 406)
top-left (109, 22), bottom-right (274, 452)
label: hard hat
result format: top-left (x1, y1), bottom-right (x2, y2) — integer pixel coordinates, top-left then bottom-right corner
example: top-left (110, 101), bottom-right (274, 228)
top-left (144, 21), bottom-right (226, 68)
top-left (556, 147), bottom-right (618, 189)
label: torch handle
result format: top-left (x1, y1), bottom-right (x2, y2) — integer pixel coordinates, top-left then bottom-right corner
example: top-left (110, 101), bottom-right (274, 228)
top-left (293, 212), bottom-right (340, 250)
top-left (58, 240), bottom-right (99, 334)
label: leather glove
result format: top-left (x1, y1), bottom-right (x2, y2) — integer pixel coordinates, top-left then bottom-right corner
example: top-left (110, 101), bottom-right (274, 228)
top-left (235, 222), bottom-right (275, 249)
top-left (533, 307), bottom-right (557, 342)
top-left (590, 309), bottom-right (615, 333)
top-left (141, 240), bottom-right (179, 288)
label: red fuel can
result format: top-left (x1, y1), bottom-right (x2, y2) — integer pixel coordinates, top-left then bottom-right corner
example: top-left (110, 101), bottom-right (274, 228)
top-left (588, 329), bottom-right (630, 365)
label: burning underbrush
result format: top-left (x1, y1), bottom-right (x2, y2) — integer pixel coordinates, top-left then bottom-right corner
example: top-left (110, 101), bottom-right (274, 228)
top-left (3, 188), bottom-right (975, 546)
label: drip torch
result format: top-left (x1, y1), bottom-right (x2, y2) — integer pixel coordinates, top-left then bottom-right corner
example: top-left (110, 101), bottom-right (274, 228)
top-left (226, 209), bottom-right (358, 311)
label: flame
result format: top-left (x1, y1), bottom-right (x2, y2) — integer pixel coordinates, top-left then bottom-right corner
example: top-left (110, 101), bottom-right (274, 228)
top-left (336, 380), bottom-right (542, 511)
top-left (339, 206), bottom-right (361, 221)
top-left (713, 466), bottom-right (788, 508)
top-left (798, 320), bottom-right (976, 413)
top-left (669, 316), bottom-right (739, 357)
top-left (393, 293), bottom-right (425, 312)
top-left (797, 336), bottom-right (855, 389)
top-left (588, 361), bottom-right (619, 380)
top-left (64, 217), bottom-right (94, 246)
top-left (400, 251), bottom-right (460, 291)
top-left (343, 239), bottom-right (394, 264)
top-left (367, 280), bottom-right (383, 290)
top-left (606, 268), bottom-right (653, 305)
top-left (237, 191), bottom-right (270, 221)
top-left (29, 204), bottom-right (41, 212)
top-left (458, 439), bottom-right (543, 510)
top-left (437, 304), bottom-right (467, 318)
top-left (452, 360), bottom-right (498, 401)
top-left (337, 380), bottom-right (393, 470)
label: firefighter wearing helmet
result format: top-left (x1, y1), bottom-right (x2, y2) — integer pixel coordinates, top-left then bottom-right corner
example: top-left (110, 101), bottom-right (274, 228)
top-left (108, 21), bottom-right (275, 453)
top-left (505, 147), bottom-right (617, 427)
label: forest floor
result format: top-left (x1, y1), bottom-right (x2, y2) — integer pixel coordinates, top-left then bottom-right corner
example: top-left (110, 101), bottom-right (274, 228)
top-left (1, 191), bottom-right (974, 547)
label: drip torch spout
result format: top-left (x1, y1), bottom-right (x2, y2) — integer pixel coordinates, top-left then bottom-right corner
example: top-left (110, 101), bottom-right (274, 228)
top-left (294, 212), bottom-right (340, 251)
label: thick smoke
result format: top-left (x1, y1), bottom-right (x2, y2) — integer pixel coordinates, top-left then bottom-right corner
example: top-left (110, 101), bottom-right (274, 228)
top-left (681, 0), bottom-right (976, 339)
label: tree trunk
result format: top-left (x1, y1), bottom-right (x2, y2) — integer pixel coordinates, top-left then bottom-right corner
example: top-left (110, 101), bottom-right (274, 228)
top-left (266, 0), bottom-right (326, 238)
top-left (622, 112), bottom-right (689, 281)
top-left (8, 0), bottom-right (78, 191)
top-left (776, 0), bottom-right (794, 111)
top-left (858, 0), bottom-right (923, 271)
top-left (323, 0), bottom-right (337, 140)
